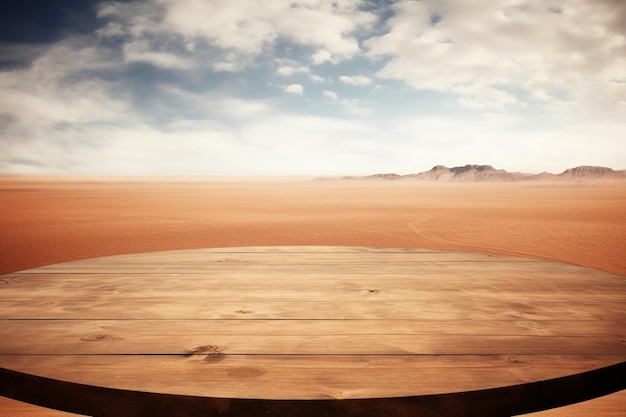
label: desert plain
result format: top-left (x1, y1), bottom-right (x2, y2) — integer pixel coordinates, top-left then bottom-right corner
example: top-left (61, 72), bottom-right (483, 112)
top-left (0, 176), bottom-right (624, 416)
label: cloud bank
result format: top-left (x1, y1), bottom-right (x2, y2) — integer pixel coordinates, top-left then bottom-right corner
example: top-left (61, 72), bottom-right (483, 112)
top-left (0, 0), bottom-right (624, 175)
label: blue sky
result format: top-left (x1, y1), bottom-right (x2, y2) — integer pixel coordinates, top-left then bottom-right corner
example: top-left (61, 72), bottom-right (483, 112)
top-left (1, 0), bottom-right (625, 175)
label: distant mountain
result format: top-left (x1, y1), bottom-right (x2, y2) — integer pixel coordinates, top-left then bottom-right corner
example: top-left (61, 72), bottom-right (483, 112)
top-left (409, 164), bottom-right (528, 182)
top-left (557, 166), bottom-right (626, 179)
top-left (338, 165), bottom-right (626, 182)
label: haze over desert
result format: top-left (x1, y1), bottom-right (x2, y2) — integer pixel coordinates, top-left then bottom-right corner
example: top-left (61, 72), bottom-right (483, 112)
top-left (1, 176), bottom-right (624, 416)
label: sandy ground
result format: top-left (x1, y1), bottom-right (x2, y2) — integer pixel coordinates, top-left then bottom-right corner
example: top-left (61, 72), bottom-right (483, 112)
top-left (0, 176), bottom-right (625, 416)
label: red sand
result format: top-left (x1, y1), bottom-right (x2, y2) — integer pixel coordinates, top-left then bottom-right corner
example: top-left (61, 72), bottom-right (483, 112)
top-left (1, 177), bottom-right (625, 416)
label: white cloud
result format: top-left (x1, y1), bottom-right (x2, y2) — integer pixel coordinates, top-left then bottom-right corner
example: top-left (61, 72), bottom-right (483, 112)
top-left (211, 98), bottom-right (274, 121)
top-left (339, 75), bottom-right (373, 85)
top-left (530, 90), bottom-right (555, 102)
top-left (151, 86), bottom-right (275, 122)
top-left (96, 22), bottom-right (126, 38)
top-left (323, 90), bottom-right (338, 100)
top-left (283, 84), bottom-right (304, 95)
top-left (453, 82), bottom-right (518, 110)
top-left (0, 39), bottom-right (127, 126)
top-left (122, 39), bottom-right (192, 69)
top-left (2, 122), bottom-right (242, 176)
top-left (382, 112), bottom-right (626, 174)
top-left (99, 0), bottom-right (377, 71)
top-left (338, 98), bottom-right (372, 116)
top-left (84, 126), bottom-right (240, 175)
top-left (277, 65), bottom-right (309, 77)
top-left (275, 59), bottom-right (326, 82)
top-left (311, 49), bottom-right (336, 65)
top-left (0, 41), bottom-right (262, 175)
top-left (237, 113), bottom-right (388, 174)
top-left (2, 0), bottom-right (625, 176)
top-left (322, 90), bottom-right (374, 115)
top-left (308, 74), bottom-right (326, 83)
top-left (365, 0), bottom-right (626, 118)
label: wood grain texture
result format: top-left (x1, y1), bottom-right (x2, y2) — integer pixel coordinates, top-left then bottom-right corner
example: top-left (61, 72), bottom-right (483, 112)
top-left (1, 246), bottom-right (625, 416)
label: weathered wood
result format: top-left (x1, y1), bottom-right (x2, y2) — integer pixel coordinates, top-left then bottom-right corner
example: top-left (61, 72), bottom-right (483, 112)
top-left (2, 330), bottom-right (625, 355)
top-left (3, 274), bottom-right (625, 301)
top-left (1, 246), bottom-right (625, 416)
top-left (1, 354), bottom-right (624, 400)
top-left (2, 299), bottom-right (624, 320)
top-left (2, 318), bottom-right (624, 337)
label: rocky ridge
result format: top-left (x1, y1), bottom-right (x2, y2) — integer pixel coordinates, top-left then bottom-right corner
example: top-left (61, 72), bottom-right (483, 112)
top-left (338, 165), bottom-right (626, 182)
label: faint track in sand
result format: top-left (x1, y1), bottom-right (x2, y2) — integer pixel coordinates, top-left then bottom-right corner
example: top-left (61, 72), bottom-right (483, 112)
top-left (407, 215), bottom-right (586, 266)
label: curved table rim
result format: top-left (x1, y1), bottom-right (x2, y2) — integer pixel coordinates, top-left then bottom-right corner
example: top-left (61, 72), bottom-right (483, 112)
top-left (1, 363), bottom-right (625, 417)
top-left (1, 246), bottom-right (625, 416)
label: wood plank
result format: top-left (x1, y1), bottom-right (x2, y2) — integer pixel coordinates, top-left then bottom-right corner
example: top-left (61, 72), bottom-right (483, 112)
top-left (1, 299), bottom-right (624, 320)
top-left (3, 275), bottom-right (625, 302)
top-left (14, 247), bottom-right (514, 266)
top-left (1, 332), bottom-right (624, 355)
top-left (14, 247), bottom-right (567, 275)
top-left (2, 318), bottom-right (624, 337)
top-left (1, 354), bottom-right (623, 400)
top-left (15, 259), bottom-right (588, 275)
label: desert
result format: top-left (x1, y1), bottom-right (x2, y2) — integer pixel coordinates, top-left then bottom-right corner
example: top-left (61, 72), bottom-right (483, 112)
top-left (0, 176), bottom-right (625, 416)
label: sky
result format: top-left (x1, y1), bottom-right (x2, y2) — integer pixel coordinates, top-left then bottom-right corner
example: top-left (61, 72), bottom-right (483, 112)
top-left (0, 0), bottom-right (625, 176)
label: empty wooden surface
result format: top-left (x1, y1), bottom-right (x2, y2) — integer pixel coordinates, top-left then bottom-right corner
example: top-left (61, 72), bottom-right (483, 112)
top-left (1, 246), bottom-right (625, 412)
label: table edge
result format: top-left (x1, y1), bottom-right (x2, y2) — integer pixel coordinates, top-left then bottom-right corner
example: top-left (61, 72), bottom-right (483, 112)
top-left (1, 361), bottom-right (625, 417)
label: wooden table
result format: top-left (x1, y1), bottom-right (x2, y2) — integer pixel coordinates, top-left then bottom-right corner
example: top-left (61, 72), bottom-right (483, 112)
top-left (1, 247), bottom-right (625, 417)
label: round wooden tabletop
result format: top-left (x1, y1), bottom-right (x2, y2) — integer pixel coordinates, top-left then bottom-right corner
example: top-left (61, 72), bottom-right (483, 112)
top-left (1, 247), bottom-right (625, 417)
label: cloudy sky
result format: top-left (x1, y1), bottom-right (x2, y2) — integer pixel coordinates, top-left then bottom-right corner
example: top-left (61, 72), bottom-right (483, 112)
top-left (0, 0), bottom-right (625, 175)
